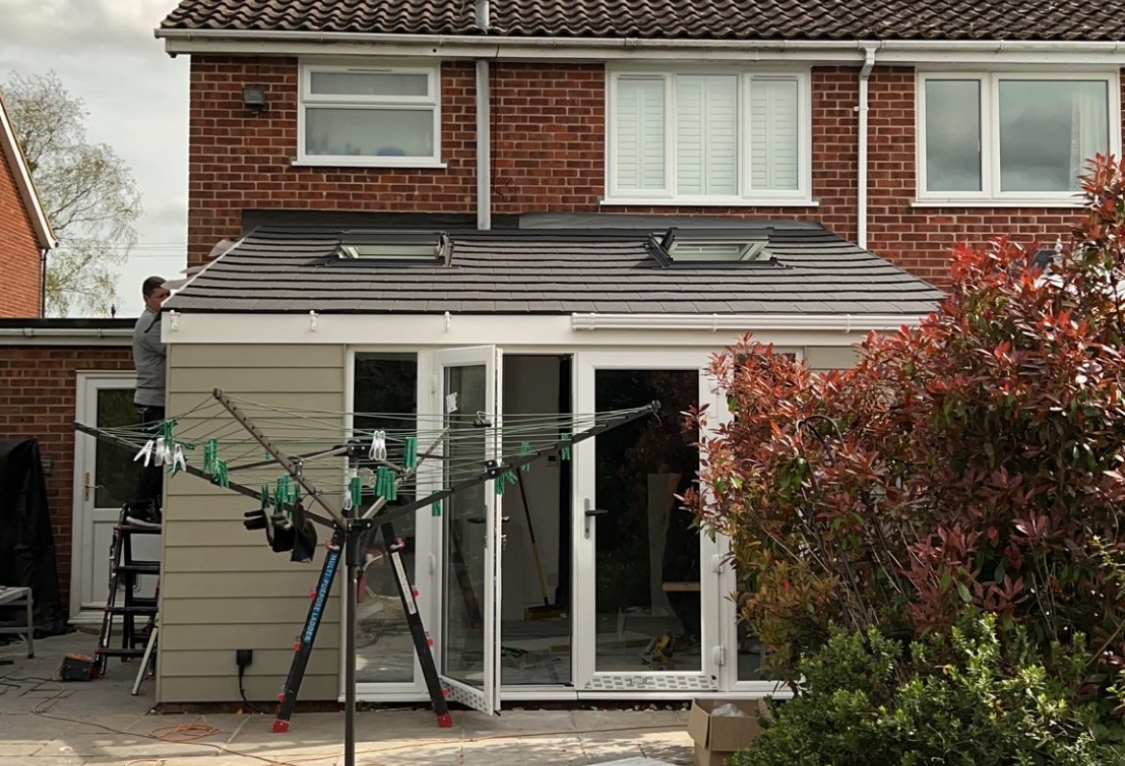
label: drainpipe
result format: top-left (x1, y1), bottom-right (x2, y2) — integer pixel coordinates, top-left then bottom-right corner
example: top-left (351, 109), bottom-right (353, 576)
top-left (856, 45), bottom-right (877, 250)
top-left (39, 247), bottom-right (48, 317)
top-left (475, 0), bottom-right (491, 230)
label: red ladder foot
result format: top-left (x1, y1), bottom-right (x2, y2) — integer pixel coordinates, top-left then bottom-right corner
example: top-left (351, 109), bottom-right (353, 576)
top-left (437, 713), bottom-right (453, 728)
top-left (272, 719), bottom-right (290, 733)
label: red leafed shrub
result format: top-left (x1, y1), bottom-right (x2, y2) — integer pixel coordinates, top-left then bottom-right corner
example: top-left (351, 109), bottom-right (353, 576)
top-left (685, 156), bottom-right (1125, 695)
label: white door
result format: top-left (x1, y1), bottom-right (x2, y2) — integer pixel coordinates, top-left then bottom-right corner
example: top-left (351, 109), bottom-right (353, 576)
top-left (72, 372), bottom-right (162, 621)
top-left (573, 350), bottom-right (723, 694)
top-left (432, 346), bottom-right (503, 714)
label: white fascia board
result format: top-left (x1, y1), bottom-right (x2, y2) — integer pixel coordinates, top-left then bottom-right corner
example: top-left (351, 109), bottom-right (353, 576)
top-left (0, 94), bottom-right (57, 250)
top-left (0, 328), bottom-right (132, 345)
top-left (159, 311), bottom-right (922, 349)
top-left (157, 29), bottom-right (1125, 65)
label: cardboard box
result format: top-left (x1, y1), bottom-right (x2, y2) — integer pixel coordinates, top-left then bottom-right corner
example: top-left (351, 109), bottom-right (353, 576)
top-left (687, 698), bottom-right (771, 766)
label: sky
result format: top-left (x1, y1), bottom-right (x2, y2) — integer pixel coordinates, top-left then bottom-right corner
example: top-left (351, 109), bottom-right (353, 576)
top-left (0, 0), bottom-right (189, 318)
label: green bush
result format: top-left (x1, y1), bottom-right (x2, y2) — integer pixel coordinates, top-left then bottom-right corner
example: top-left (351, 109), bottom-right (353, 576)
top-left (730, 612), bottom-right (1124, 766)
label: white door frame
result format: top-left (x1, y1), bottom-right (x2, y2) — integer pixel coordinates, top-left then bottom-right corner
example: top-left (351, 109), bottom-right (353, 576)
top-left (431, 345), bottom-right (503, 714)
top-left (71, 370), bottom-right (137, 621)
top-left (572, 349), bottom-right (724, 694)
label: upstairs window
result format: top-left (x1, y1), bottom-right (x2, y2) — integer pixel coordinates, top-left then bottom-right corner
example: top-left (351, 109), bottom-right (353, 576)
top-left (298, 64), bottom-right (442, 168)
top-left (918, 73), bottom-right (1119, 204)
top-left (606, 69), bottom-right (811, 205)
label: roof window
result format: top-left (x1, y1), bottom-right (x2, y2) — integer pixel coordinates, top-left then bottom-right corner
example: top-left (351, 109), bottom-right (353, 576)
top-left (651, 227), bottom-right (776, 267)
top-left (337, 230), bottom-right (451, 264)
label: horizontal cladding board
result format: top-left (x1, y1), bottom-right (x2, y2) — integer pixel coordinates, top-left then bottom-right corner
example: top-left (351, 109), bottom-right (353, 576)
top-left (159, 674), bottom-right (338, 704)
top-left (170, 344), bottom-right (343, 368)
top-left (161, 622), bottom-right (341, 651)
top-left (161, 648), bottom-right (339, 677)
top-left (161, 597), bottom-right (339, 625)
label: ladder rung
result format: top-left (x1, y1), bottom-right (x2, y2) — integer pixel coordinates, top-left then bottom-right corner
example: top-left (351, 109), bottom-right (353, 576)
top-left (118, 525), bottom-right (163, 535)
top-left (106, 606), bottom-right (158, 615)
top-left (116, 563), bottom-right (160, 575)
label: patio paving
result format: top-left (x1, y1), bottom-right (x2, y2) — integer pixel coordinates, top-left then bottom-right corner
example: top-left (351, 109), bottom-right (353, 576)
top-left (0, 632), bottom-right (694, 766)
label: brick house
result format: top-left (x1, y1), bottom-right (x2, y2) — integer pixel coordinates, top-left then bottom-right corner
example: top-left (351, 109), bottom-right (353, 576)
top-left (0, 91), bottom-right (55, 318)
top-left (132, 0), bottom-right (1125, 708)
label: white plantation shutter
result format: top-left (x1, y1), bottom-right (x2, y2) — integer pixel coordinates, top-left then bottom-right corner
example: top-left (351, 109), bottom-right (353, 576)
top-left (750, 78), bottom-right (800, 191)
top-left (615, 77), bottom-right (666, 191)
top-left (675, 75), bottom-right (738, 196)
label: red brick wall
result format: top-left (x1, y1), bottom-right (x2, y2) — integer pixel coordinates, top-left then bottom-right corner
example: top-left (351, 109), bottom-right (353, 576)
top-left (185, 55), bottom-right (1108, 285)
top-left (865, 66), bottom-right (1091, 285)
top-left (0, 146), bottom-right (42, 317)
top-left (0, 345), bottom-right (134, 611)
top-left (188, 57), bottom-right (477, 264)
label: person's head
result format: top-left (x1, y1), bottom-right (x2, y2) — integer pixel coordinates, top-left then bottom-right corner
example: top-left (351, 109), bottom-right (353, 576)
top-left (142, 277), bottom-right (170, 312)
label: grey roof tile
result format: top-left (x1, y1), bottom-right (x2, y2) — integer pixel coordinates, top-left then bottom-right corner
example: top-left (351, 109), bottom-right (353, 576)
top-left (161, 0), bottom-right (1125, 41)
top-left (165, 222), bottom-right (945, 316)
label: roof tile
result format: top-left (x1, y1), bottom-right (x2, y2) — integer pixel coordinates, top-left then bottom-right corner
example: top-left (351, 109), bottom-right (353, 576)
top-left (161, 0), bottom-right (1123, 42)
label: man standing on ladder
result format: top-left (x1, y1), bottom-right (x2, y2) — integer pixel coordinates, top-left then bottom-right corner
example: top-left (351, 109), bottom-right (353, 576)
top-left (127, 276), bottom-right (170, 528)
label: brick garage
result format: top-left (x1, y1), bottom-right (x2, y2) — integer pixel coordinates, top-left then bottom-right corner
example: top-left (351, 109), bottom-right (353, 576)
top-left (0, 321), bottom-right (134, 615)
top-left (183, 57), bottom-right (1118, 284)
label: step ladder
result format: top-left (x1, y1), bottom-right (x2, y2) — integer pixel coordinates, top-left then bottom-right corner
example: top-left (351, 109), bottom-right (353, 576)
top-left (94, 508), bottom-right (161, 678)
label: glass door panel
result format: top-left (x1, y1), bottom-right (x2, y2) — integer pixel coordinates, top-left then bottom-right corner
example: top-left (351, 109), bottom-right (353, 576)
top-left (435, 346), bottom-right (500, 714)
top-left (593, 369), bottom-right (701, 673)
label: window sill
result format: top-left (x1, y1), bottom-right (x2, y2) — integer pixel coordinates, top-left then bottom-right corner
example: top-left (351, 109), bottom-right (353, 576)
top-left (601, 197), bottom-right (819, 208)
top-left (911, 197), bottom-right (1085, 209)
top-left (290, 158), bottom-right (449, 170)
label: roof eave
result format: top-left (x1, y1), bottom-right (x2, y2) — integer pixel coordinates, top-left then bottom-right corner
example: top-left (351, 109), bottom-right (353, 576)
top-left (0, 93), bottom-right (57, 251)
top-left (153, 28), bottom-right (1125, 64)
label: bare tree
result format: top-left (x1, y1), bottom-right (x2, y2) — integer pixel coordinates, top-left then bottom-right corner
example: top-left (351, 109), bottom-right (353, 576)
top-left (2, 70), bottom-right (142, 316)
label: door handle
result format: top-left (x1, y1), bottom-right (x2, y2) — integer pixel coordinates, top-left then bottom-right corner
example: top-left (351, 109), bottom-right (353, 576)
top-left (583, 498), bottom-right (607, 539)
top-left (83, 471), bottom-right (105, 502)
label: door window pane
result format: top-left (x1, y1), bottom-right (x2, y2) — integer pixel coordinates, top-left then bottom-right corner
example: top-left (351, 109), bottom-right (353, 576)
top-left (925, 79), bottom-right (982, 192)
top-left (999, 79), bottom-right (1108, 192)
top-left (352, 353), bottom-right (418, 684)
top-left (305, 108), bottom-right (435, 158)
top-left (95, 389), bottom-right (141, 508)
top-left (442, 365), bottom-right (489, 685)
top-left (594, 370), bottom-right (700, 672)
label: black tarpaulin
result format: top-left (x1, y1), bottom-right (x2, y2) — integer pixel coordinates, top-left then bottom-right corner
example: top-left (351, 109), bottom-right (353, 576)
top-left (0, 438), bottom-right (68, 636)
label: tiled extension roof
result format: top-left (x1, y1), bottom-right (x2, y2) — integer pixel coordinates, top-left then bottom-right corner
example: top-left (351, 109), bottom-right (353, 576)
top-left (165, 220), bottom-right (944, 316)
top-left (160, 0), bottom-right (1123, 42)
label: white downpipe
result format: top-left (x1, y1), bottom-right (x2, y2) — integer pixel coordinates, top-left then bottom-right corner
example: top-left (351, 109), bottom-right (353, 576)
top-left (857, 45), bottom-right (877, 250)
top-left (474, 0), bottom-right (491, 230)
top-left (569, 313), bottom-right (924, 333)
top-left (476, 60), bottom-right (491, 231)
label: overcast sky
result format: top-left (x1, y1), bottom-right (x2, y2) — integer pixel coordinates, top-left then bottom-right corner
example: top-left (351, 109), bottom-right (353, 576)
top-left (0, 0), bottom-right (188, 318)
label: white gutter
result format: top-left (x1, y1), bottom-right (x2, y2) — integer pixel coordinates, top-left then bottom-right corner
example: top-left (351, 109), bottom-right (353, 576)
top-left (0, 327), bottom-right (132, 345)
top-left (857, 45), bottom-right (877, 250)
top-left (154, 28), bottom-right (1125, 54)
top-left (474, 0), bottom-right (491, 230)
top-left (570, 313), bottom-right (927, 333)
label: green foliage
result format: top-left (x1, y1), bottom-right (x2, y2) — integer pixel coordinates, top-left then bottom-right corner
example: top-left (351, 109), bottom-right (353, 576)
top-left (731, 612), bottom-right (1122, 766)
top-left (685, 155), bottom-right (1125, 706)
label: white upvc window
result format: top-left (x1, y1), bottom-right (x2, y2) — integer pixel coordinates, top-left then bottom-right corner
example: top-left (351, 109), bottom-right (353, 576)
top-left (917, 72), bottom-right (1121, 205)
top-left (297, 63), bottom-right (443, 168)
top-left (605, 68), bottom-right (813, 206)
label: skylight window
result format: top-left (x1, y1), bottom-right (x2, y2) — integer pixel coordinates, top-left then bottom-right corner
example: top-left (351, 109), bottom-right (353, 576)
top-left (652, 227), bottom-right (775, 266)
top-left (336, 231), bottom-right (450, 264)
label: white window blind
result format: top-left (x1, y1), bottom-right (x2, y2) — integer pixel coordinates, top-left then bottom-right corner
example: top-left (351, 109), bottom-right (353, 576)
top-left (750, 78), bottom-right (799, 191)
top-left (676, 75), bottom-right (738, 196)
top-left (615, 77), bottom-right (666, 191)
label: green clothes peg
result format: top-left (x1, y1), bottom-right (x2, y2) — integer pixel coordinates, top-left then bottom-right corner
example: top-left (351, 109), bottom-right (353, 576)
top-left (403, 437), bottom-right (418, 469)
top-left (560, 433), bottom-right (572, 461)
top-left (215, 459), bottom-right (229, 489)
top-left (519, 441), bottom-right (532, 472)
top-left (350, 476), bottom-right (362, 510)
top-left (203, 439), bottom-right (218, 475)
top-left (432, 501), bottom-right (441, 517)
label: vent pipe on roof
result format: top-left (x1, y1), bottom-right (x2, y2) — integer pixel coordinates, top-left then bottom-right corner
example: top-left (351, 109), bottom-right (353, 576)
top-left (475, 0), bottom-right (489, 29)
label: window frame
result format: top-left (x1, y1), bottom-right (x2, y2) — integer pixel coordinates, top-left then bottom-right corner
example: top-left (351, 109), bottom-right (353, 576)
top-left (604, 66), bottom-right (814, 207)
top-left (915, 70), bottom-right (1121, 206)
top-left (296, 61), bottom-right (444, 169)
